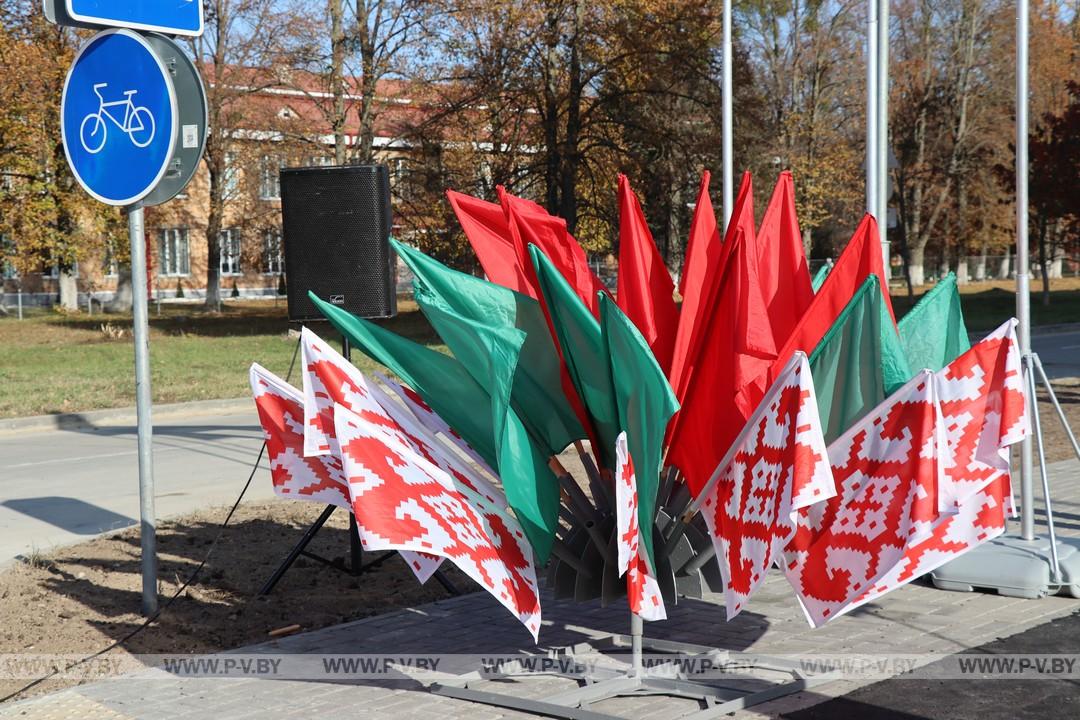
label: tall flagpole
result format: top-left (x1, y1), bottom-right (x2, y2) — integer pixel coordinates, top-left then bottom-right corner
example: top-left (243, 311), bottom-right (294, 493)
top-left (722, 0), bottom-right (733, 231)
top-left (876, 0), bottom-right (890, 278)
top-left (1016, 0), bottom-right (1034, 540)
top-left (866, 0), bottom-right (878, 216)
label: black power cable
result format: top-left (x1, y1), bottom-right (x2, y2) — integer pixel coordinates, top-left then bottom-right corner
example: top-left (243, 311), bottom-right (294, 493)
top-left (0, 338), bottom-right (301, 704)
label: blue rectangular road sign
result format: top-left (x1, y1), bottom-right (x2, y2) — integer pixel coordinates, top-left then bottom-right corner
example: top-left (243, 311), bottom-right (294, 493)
top-left (65, 1), bottom-right (204, 37)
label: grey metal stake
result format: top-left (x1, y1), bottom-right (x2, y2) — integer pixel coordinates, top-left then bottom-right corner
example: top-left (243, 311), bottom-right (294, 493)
top-left (721, 0), bottom-right (733, 230)
top-left (128, 203), bottom-right (158, 616)
top-left (876, 0), bottom-right (890, 276)
top-left (16, 290), bottom-right (21, 320)
top-left (866, 0), bottom-right (878, 216)
top-left (1025, 353), bottom-right (1062, 582)
top-left (629, 612), bottom-right (643, 678)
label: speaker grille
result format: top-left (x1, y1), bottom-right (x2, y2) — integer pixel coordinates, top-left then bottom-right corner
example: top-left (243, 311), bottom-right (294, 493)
top-left (280, 164), bottom-right (396, 322)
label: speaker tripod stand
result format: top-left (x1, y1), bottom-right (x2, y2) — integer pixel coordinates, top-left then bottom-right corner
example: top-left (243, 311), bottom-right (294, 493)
top-left (258, 336), bottom-right (458, 597)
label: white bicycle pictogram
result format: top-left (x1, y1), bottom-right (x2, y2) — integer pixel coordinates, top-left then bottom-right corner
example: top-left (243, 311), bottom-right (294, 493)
top-left (79, 83), bottom-right (156, 154)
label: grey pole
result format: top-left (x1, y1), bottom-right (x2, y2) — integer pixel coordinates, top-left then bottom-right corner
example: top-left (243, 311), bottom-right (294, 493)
top-left (866, 0), bottom-right (878, 216)
top-left (128, 204), bottom-right (158, 616)
top-left (876, 0), bottom-right (890, 277)
top-left (1016, 0), bottom-right (1034, 541)
top-left (721, 0), bottom-right (733, 231)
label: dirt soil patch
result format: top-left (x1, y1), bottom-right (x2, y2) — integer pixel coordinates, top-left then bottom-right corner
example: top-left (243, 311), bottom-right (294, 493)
top-left (0, 499), bottom-right (475, 703)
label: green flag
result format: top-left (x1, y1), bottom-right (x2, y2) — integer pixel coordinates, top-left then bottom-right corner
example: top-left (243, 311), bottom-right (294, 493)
top-left (809, 275), bottom-right (913, 443)
top-left (811, 261), bottom-right (832, 292)
top-left (529, 245), bottom-right (620, 469)
top-left (394, 240), bottom-right (585, 454)
top-left (599, 293), bottom-right (679, 568)
top-left (309, 291), bottom-right (560, 563)
top-left (898, 272), bottom-right (970, 372)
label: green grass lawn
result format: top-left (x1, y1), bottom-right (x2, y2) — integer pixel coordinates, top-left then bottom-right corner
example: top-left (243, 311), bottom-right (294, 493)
top-left (891, 278), bottom-right (1080, 332)
top-left (1, 279), bottom-right (1077, 419)
top-left (0, 300), bottom-right (441, 418)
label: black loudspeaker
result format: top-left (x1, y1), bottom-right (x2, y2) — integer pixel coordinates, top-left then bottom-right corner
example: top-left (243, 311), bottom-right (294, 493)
top-left (280, 164), bottom-right (397, 322)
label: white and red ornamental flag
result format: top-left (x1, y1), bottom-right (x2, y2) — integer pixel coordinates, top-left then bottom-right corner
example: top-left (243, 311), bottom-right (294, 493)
top-left (253, 361), bottom-right (443, 584)
top-left (372, 369), bottom-right (496, 477)
top-left (782, 369), bottom-right (944, 627)
top-left (698, 352), bottom-right (833, 620)
top-left (302, 328), bottom-right (502, 509)
top-left (842, 320), bottom-right (1029, 611)
top-left (614, 432), bottom-right (666, 621)
top-left (250, 363), bottom-right (351, 509)
top-left (335, 404), bottom-right (542, 640)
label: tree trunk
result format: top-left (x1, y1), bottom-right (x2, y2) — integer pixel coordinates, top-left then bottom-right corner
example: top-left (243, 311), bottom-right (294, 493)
top-left (998, 246), bottom-right (1012, 280)
top-left (558, 0), bottom-right (583, 234)
top-left (909, 243), bottom-right (926, 287)
top-left (58, 269), bottom-right (78, 310)
top-left (956, 257), bottom-right (969, 284)
top-left (802, 227), bottom-right (812, 260)
top-left (973, 243), bottom-right (988, 281)
top-left (330, 0), bottom-right (347, 164)
top-left (1038, 214), bottom-right (1050, 306)
top-left (108, 265), bottom-right (133, 312)
top-left (542, 11), bottom-right (561, 215)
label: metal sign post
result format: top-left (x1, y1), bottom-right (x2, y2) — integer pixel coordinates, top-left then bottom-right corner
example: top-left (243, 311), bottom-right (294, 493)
top-left (127, 203), bottom-right (158, 615)
top-left (51, 3), bottom-right (206, 616)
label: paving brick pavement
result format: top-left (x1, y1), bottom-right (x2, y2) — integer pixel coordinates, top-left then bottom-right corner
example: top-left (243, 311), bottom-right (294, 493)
top-left (4, 459), bottom-right (1080, 720)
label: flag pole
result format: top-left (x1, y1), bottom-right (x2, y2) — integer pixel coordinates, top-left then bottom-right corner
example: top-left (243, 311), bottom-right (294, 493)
top-left (866, 0), bottom-right (878, 217)
top-left (876, 0), bottom-right (890, 279)
top-left (721, 0), bottom-right (733, 231)
top-left (1015, 0), bottom-right (1035, 541)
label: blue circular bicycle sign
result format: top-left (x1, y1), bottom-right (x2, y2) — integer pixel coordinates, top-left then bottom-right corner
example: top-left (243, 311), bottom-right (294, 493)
top-left (61, 29), bottom-right (178, 206)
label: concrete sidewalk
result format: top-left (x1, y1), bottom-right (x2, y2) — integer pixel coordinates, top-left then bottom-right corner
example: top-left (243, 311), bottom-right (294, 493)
top-left (4, 459), bottom-right (1080, 720)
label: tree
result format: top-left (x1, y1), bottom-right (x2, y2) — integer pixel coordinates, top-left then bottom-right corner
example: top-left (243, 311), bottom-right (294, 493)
top-left (0, 2), bottom-right (121, 309)
top-left (189, 0), bottom-right (293, 309)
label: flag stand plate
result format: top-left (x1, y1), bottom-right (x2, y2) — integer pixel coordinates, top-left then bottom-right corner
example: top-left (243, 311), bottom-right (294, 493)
top-left (430, 623), bottom-right (830, 719)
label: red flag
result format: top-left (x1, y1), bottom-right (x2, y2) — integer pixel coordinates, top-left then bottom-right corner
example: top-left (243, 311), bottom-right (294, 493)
top-left (616, 174), bottom-right (678, 372)
top-left (670, 171), bottom-right (756, 402)
top-left (446, 189), bottom-right (533, 296)
top-left (737, 214), bottom-right (896, 417)
top-left (666, 226), bottom-right (777, 495)
top-left (499, 188), bottom-right (608, 317)
top-left (756, 171), bottom-right (814, 346)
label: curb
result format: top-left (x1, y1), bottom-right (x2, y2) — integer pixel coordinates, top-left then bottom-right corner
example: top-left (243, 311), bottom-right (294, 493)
top-left (0, 397), bottom-right (253, 436)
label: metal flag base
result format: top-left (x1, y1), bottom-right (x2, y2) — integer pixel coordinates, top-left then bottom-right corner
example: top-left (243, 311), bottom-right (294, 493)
top-left (930, 535), bottom-right (1080, 599)
top-left (932, 350), bottom-right (1080, 601)
top-left (430, 614), bottom-right (827, 720)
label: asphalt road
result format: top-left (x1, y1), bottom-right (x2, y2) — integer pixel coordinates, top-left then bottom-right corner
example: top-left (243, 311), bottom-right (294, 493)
top-left (0, 410), bottom-right (274, 566)
top-left (1032, 330), bottom-right (1080, 381)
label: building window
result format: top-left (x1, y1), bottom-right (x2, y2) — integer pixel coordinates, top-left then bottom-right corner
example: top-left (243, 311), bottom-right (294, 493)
top-left (259, 155), bottom-right (283, 200)
top-left (390, 157), bottom-right (412, 199)
top-left (263, 228), bottom-right (284, 275)
top-left (103, 241), bottom-right (118, 277)
top-left (159, 227), bottom-right (190, 277)
top-left (223, 151), bottom-right (239, 197)
top-left (219, 228), bottom-right (242, 276)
